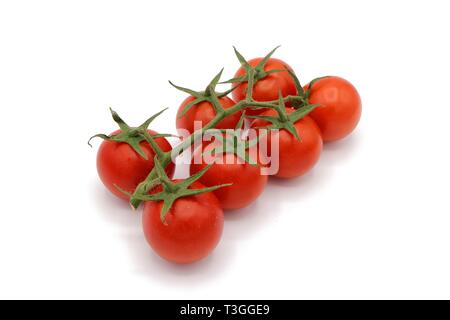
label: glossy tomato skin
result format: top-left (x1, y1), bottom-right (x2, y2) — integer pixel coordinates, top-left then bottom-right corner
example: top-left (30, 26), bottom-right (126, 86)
top-left (176, 96), bottom-right (241, 135)
top-left (96, 130), bottom-right (174, 201)
top-left (232, 58), bottom-right (297, 116)
top-left (307, 76), bottom-right (362, 142)
top-left (142, 181), bottom-right (224, 264)
top-left (251, 109), bottom-right (323, 179)
top-left (190, 138), bottom-right (268, 210)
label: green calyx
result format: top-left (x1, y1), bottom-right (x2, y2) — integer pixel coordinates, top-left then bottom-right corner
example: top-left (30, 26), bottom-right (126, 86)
top-left (248, 92), bottom-right (320, 141)
top-left (286, 69), bottom-right (329, 109)
top-left (171, 69), bottom-right (234, 118)
top-left (133, 155), bottom-right (231, 225)
top-left (88, 108), bottom-right (174, 160)
top-left (201, 111), bottom-right (263, 166)
top-left (222, 46), bottom-right (285, 87)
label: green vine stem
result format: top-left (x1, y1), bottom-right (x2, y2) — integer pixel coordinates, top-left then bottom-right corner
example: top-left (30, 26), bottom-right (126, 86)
top-left (120, 47), bottom-right (320, 209)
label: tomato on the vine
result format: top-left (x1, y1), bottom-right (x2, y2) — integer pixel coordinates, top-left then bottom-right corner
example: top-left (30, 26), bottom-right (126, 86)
top-left (96, 129), bottom-right (174, 200)
top-left (251, 108), bottom-right (322, 179)
top-left (142, 181), bottom-right (224, 264)
top-left (306, 76), bottom-right (362, 142)
top-left (176, 96), bottom-right (241, 135)
top-left (190, 134), bottom-right (268, 210)
top-left (232, 58), bottom-right (297, 116)
top-left (89, 45), bottom-right (365, 269)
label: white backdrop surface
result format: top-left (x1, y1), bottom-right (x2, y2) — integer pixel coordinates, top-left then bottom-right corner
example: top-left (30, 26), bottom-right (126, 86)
top-left (0, 0), bottom-right (449, 299)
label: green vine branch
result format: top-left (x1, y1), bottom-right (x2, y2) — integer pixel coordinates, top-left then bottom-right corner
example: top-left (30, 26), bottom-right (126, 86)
top-left (111, 47), bottom-right (321, 210)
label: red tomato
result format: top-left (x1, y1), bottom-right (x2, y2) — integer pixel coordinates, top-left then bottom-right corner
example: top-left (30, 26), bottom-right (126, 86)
top-left (306, 76), bottom-right (362, 142)
top-left (190, 135), bottom-right (268, 210)
top-left (96, 130), bottom-right (174, 200)
top-left (251, 109), bottom-right (323, 178)
top-left (176, 96), bottom-right (241, 135)
top-left (142, 181), bottom-right (224, 264)
top-left (232, 58), bottom-right (297, 116)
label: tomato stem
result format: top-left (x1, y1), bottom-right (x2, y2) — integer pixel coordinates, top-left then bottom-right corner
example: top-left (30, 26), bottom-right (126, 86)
top-left (120, 47), bottom-right (320, 210)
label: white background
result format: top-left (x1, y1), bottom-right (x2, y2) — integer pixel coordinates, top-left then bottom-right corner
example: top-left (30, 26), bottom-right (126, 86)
top-left (1, 0), bottom-right (449, 300)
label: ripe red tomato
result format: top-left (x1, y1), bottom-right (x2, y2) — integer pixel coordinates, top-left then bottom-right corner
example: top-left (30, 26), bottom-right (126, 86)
top-left (306, 76), bottom-right (362, 142)
top-left (232, 58), bottom-right (297, 116)
top-left (142, 181), bottom-right (224, 264)
top-left (176, 96), bottom-right (241, 135)
top-left (251, 109), bottom-right (323, 178)
top-left (96, 130), bottom-right (174, 200)
top-left (190, 135), bottom-right (268, 210)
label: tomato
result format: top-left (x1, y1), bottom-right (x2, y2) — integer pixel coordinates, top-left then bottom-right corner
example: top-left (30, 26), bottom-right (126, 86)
top-left (190, 135), bottom-right (268, 210)
top-left (96, 130), bottom-right (174, 200)
top-left (306, 76), bottom-right (362, 142)
top-left (176, 96), bottom-right (241, 135)
top-left (232, 58), bottom-right (297, 116)
top-left (251, 109), bottom-right (323, 179)
top-left (142, 181), bottom-right (224, 264)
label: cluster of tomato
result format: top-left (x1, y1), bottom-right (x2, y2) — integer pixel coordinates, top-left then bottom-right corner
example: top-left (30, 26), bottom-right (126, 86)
top-left (90, 48), bottom-right (361, 264)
